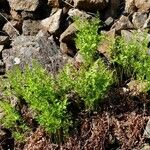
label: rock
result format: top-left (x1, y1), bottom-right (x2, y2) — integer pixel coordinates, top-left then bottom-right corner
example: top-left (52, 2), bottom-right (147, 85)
top-left (98, 29), bottom-right (115, 59)
top-left (68, 9), bottom-right (92, 19)
top-left (7, 0), bottom-right (40, 11)
top-left (127, 80), bottom-right (147, 96)
top-left (41, 9), bottom-right (63, 34)
top-left (60, 42), bottom-right (76, 56)
top-left (135, 0), bottom-right (150, 12)
top-left (60, 23), bottom-right (77, 42)
top-left (2, 20), bottom-right (21, 39)
top-left (104, 17), bottom-right (114, 27)
top-left (111, 15), bottom-right (134, 32)
top-left (60, 23), bottom-right (77, 56)
top-left (10, 10), bottom-right (22, 20)
top-left (73, 0), bottom-right (109, 12)
top-left (0, 36), bottom-right (9, 45)
top-left (0, 45), bottom-right (4, 52)
top-left (143, 14), bottom-right (150, 29)
top-left (121, 30), bottom-right (133, 42)
top-left (0, 60), bottom-right (5, 75)
top-left (2, 34), bottom-right (68, 74)
top-left (143, 119), bottom-right (150, 139)
top-left (75, 52), bottom-right (84, 63)
top-left (48, 0), bottom-right (61, 8)
top-left (22, 20), bottom-right (42, 36)
top-left (141, 144), bottom-right (150, 150)
top-left (125, 0), bottom-right (136, 14)
top-left (132, 12), bottom-right (148, 29)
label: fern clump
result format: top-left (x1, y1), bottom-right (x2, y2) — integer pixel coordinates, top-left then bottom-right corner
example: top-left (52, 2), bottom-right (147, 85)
top-left (7, 62), bottom-right (71, 136)
top-left (74, 59), bottom-right (113, 110)
top-left (111, 31), bottom-right (150, 91)
top-left (0, 101), bottom-right (29, 141)
top-left (75, 17), bottom-right (102, 65)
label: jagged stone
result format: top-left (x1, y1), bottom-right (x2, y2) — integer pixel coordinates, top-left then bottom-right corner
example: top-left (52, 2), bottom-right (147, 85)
top-left (22, 20), bottom-right (42, 36)
top-left (125, 0), bottom-right (136, 14)
top-left (132, 12), bottom-right (148, 29)
top-left (135, 0), bottom-right (150, 12)
top-left (104, 17), bottom-right (114, 27)
top-left (10, 10), bottom-right (22, 20)
top-left (68, 8), bottom-right (92, 19)
top-left (2, 20), bottom-right (21, 39)
top-left (7, 0), bottom-right (40, 11)
top-left (60, 23), bottom-right (77, 56)
top-left (143, 14), bottom-right (150, 29)
top-left (41, 9), bottom-right (62, 34)
top-left (111, 15), bottom-right (134, 32)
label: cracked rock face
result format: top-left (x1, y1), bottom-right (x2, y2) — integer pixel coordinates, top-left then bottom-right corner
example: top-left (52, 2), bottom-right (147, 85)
top-left (7, 0), bottom-right (40, 11)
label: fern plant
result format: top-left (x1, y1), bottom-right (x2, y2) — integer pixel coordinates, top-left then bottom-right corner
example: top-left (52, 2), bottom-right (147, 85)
top-left (75, 17), bottom-right (103, 65)
top-left (74, 59), bottom-right (113, 110)
top-left (0, 101), bottom-right (29, 142)
top-left (110, 31), bottom-right (150, 91)
top-left (7, 62), bottom-right (71, 138)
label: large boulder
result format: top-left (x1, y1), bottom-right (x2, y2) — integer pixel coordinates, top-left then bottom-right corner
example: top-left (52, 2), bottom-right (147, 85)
top-left (7, 0), bottom-right (40, 11)
top-left (2, 32), bottom-right (68, 74)
top-left (73, 0), bottom-right (109, 12)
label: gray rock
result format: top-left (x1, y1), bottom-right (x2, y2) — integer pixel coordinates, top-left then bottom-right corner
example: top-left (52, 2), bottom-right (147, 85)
top-left (121, 30), bottom-right (133, 41)
top-left (68, 9), bottom-right (92, 19)
top-left (0, 45), bottom-right (4, 52)
top-left (10, 10), bottom-right (22, 20)
top-left (7, 0), bottom-right (40, 11)
top-left (140, 144), bottom-right (150, 150)
top-left (143, 14), bottom-right (150, 29)
top-left (41, 9), bottom-right (62, 34)
top-left (2, 34), bottom-right (68, 74)
top-left (0, 36), bottom-right (9, 45)
top-left (135, 0), bottom-right (150, 12)
top-left (22, 20), bottom-right (42, 36)
top-left (60, 23), bottom-right (77, 42)
top-left (143, 119), bottom-right (150, 139)
top-left (105, 17), bottom-right (114, 27)
top-left (60, 23), bottom-right (77, 56)
top-left (2, 20), bottom-right (21, 39)
top-left (73, 0), bottom-right (109, 12)
top-left (111, 15), bottom-right (134, 32)
top-left (132, 12), bottom-right (148, 29)
top-left (125, 0), bottom-right (136, 14)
